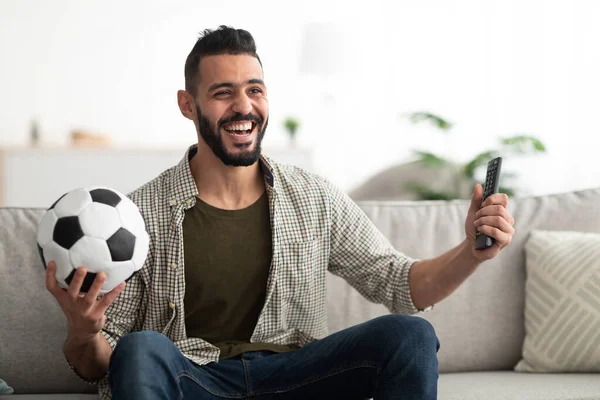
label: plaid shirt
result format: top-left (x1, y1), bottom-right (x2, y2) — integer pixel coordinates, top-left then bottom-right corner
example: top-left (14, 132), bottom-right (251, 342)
top-left (72, 144), bottom-right (420, 399)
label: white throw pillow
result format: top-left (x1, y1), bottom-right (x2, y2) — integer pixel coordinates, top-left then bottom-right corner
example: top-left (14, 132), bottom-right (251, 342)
top-left (515, 229), bottom-right (600, 372)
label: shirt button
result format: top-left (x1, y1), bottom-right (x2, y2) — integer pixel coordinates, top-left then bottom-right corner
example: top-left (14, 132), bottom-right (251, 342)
top-left (169, 199), bottom-right (177, 206)
top-left (170, 263), bottom-right (177, 270)
top-left (169, 301), bottom-right (175, 309)
top-left (186, 198), bottom-right (193, 206)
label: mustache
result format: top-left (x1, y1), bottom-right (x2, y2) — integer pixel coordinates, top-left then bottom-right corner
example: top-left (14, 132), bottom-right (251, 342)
top-left (218, 113), bottom-right (263, 129)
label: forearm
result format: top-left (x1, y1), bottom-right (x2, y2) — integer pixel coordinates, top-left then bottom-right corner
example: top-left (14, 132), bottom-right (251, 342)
top-left (63, 331), bottom-right (112, 382)
top-left (409, 239), bottom-right (481, 310)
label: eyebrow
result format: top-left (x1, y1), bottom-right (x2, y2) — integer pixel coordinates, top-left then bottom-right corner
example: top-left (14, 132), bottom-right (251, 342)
top-left (208, 79), bottom-right (265, 93)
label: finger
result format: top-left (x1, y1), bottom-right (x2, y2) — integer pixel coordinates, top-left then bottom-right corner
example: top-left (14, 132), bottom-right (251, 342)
top-left (474, 215), bottom-right (514, 234)
top-left (482, 193), bottom-right (509, 208)
top-left (469, 184), bottom-right (484, 213)
top-left (82, 272), bottom-right (107, 309)
top-left (475, 205), bottom-right (515, 225)
top-left (67, 266), bottom-right (87, 301)
top-left (475, 224), bottom-right (512, 247)
top-left (97, 282), bottom-right (126, 314)
top-left (45, 261), bottom-right (65, 301)
top-left (476, 204), bottom-right (514, 226)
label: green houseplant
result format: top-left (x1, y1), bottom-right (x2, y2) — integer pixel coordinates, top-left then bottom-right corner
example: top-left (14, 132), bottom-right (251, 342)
top-left (403, 112), bottom-right (546, 200)
top-left (283, 117), bottom-right (300, 146)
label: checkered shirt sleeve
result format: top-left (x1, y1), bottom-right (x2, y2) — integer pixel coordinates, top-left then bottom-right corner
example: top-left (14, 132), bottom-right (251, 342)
top-left (322, 177), bottom-right (420, 314)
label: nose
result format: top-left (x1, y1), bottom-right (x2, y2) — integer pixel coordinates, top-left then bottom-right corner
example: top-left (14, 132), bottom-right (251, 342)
top-left (231, 93), bottom-right (253, 116)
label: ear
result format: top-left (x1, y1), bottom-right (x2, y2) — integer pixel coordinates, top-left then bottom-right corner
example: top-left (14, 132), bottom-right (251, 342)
top-left (177, 90), bottom-right (196, 121)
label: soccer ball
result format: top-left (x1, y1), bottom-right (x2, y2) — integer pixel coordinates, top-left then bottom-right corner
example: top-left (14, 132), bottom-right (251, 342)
top-left (36, 187), bottom-right (149, 295)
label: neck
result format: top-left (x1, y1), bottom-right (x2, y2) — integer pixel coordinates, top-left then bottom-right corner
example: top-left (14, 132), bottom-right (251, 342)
top-left (191, 145), bottom-right (265, 210)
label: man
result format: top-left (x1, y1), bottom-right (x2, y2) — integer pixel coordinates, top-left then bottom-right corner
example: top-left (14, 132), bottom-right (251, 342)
top-left (46, 26), bottom-right (515, 400)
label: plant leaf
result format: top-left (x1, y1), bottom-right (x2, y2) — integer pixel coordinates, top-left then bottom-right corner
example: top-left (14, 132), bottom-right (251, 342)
top-left (283, 117), bottom-right (300, 133)
top-left (407, 112), bottom-right (453, 131)
top-left (412, 150), bottom-right (451, 167)
top-left (404, 181), bottom-right (457, 200)
top-left (500, 135), bottom-right (546, 154)
top-left (463, 150), bottom-right (499, 178)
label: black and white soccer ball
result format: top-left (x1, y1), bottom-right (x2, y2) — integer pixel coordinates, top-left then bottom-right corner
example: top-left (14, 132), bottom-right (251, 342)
top-left (36, 187), bottom-right (149, 295)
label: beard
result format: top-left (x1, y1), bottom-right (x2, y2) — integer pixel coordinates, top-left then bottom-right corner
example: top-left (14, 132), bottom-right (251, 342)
top-left (195, 103), bottom-right (268, 167)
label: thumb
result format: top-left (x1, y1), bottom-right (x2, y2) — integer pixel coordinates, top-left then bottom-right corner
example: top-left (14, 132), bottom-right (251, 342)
top-left (469, 184), bottom-right (484, 212)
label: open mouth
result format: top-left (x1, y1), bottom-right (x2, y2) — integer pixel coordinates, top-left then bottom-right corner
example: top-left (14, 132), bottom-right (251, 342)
top-left (222, 121), bottom-right (257, 137)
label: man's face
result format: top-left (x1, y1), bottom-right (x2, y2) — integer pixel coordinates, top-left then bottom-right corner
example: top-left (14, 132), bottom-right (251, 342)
top-left (194, 54), bottom-right (269, 167)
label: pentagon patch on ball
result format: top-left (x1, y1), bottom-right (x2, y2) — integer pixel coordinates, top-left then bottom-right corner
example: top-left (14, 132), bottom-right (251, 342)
top-left (36, 187), bottom-right (149, 295)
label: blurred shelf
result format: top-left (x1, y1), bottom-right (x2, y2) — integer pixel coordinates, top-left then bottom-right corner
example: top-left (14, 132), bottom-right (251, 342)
top-left (0, 145), bottom-right (314, 208)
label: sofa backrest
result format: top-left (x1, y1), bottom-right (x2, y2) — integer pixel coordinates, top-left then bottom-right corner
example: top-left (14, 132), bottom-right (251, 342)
top-left (327, 187), bottom-right (600, 373)
top-left (0, 207), bottom-right (95, 394)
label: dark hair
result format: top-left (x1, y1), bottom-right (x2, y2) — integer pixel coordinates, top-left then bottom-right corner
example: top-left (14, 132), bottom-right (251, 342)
top-left (184, 25), bottom-right (262, 96)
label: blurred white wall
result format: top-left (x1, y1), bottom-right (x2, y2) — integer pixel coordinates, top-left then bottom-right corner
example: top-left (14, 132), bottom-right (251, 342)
top-left (1, 0), bottom-right (599, 196)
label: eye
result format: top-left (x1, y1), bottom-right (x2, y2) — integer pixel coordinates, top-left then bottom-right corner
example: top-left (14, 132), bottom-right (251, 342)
top-left (249, 87), bottom-right (263, 94)
top-left (214, 91), bottom-right (231, 97)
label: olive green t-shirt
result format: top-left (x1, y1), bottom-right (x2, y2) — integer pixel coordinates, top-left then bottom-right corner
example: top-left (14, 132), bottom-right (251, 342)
top-left (183, 191), bottom-right (298, 360)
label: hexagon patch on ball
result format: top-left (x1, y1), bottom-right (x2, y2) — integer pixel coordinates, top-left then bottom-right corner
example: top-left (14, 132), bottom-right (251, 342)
top-left (37, 187), bottom-right (149, 294)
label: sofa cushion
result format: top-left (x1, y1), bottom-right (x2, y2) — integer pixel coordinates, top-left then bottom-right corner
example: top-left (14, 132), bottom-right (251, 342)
top-left (515, 229), bottom-right (600, 372)
top-left (328, 187), bottom-right (600, 373)
top-left (0, 208), bottom-right (96, 394)
top-left (439, 371), bottom-right (600, 400)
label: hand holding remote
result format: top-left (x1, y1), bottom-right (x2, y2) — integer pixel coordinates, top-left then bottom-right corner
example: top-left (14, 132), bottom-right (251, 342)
top-left (463, 157), bottom-right (516, 262)
top-left (475, 157), bottom-right (502, 250)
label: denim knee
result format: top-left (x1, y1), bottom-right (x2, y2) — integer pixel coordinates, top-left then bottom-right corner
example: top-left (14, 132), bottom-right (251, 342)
top-left (370, 314), bottom-right (440, 352)
top-left (110, 330), bottom-right (177, 367)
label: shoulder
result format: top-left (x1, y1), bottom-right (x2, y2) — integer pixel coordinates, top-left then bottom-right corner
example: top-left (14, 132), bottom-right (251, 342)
top-left (125, 166), bottom-right (176, 221)
top-left (264, 156), bottom-right (353, 222)
top-left (266, 156), bottom-right (337, 198)
top-left (269, 158), bottom-right (351, 212)
top-left (266, 157), bottom-right (366, 224)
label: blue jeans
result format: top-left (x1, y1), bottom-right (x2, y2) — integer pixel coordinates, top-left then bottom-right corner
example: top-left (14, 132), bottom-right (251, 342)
top-left (109, 314), bottom-right (440, 399)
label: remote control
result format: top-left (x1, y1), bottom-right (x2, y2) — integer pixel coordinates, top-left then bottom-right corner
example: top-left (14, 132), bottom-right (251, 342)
top-left (475, 157), bottom-right (502, 250)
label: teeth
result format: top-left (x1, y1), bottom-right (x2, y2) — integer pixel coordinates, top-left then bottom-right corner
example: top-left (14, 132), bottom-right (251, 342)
top-left (224, 122), bottom-right (252, 131)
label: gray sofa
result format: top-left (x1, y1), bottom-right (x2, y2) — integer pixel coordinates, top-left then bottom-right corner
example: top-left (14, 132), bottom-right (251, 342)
top-left (2, 187), bottom-right (600, 399)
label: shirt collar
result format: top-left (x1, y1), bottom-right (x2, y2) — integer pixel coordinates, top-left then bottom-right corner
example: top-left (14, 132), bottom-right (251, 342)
top-left (167, 143), bottom-right (276, 207)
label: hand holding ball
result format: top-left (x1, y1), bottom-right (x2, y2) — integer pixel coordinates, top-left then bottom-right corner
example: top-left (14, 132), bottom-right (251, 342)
top-left (37, 187), bottom-right (149, 295)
